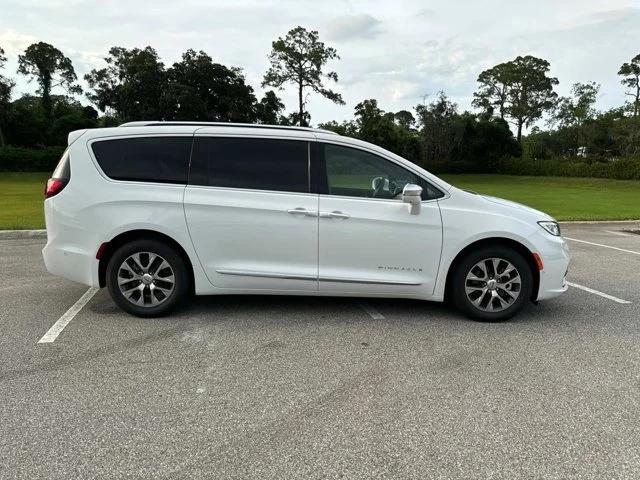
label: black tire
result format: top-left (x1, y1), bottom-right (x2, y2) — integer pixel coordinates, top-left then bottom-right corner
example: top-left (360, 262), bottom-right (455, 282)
top-left (451, 245), bottom-right (533, 322)
top-left (106, 239), bottom-right (189, 317)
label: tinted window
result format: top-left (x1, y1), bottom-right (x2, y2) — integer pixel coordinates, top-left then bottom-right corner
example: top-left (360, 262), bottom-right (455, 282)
top-left (92, 137), bottom-right (192, 184)
top-left (322, 144), bottom-right (443, 200)
top-left (190, 137), bottom-right (309, 193)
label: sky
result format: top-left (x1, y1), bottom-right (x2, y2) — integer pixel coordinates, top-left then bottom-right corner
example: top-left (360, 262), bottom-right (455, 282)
top-left (1, 0), bottom-right (639, 127)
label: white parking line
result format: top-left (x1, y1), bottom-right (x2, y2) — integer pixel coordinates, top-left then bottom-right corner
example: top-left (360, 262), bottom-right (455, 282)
top-left (566, 281), bottom-right (631, 304)
top-left (38, 287), bottom-right (99, 344)
top-left (604, 230), bottom-right (632, 237)
top-left (359, 301), bottom-right (385, 319)
top-left (565, 237), bottom-right (640, 256)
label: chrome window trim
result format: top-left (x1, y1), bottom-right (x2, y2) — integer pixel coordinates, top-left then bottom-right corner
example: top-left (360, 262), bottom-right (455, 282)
top-left (185, 184), bottom-right (318, 198)
top-left (190, 134), bottom-right (313, 194)
top-left (317, 193), bottom-right (442, 205)
top-left (316, 139), bottom-right (450, 201)
top-left (86, 134), bottom-right (195, 186)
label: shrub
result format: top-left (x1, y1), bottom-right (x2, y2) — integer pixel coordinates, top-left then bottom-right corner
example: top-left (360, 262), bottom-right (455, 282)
top-left (0, 146), bottom-right (66, 172)
top-left (499, 156), bottom-right (640, 180)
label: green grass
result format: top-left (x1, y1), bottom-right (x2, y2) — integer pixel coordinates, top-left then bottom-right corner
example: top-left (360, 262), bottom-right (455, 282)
top-left (0, 172), bottom-right (49, 229)
top-left (1, 173), bottom-right (639, 229)
top-left (440, 175), bottom-right (640, 221)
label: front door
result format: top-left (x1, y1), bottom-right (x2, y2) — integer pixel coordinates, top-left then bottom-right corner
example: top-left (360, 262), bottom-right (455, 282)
top-left (317, 143), bottom-right (443, 296)
top-left (184, 134), bottom-right (318, 292)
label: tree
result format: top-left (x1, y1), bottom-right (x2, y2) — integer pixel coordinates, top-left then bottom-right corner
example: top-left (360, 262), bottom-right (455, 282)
top-left (415, 91), bottom-right (520, 172)
top-left (415, 91), bottom-right (460, 164)
top-left (472, 63), bottom-right (510, 119)
top-left (255, 90), bottom-right (285, 124)
top-left (474, 55), bottom-right (558, 142)
top-left (282, 110), bottom-right (312, 126)
top-left (17, 42), bottom-right (81, 122)
top-left (50, 96), bottom-right (98, 145)
top-left (263, 26), bottom-right (344, 126)
top-left (453, 114), bottom-right (521, 172)
top-left (394, 110), bottom-right (416, 129)
top-left (551, 82), bottom-right (600, 128)
top-left (85, 46), bottom-right (166, 121)
top-left (353, 99), bottom-right (421, 161)
top-left (3, 94), bottom-right (98, 147)
top-left (618, 53), bottom-right (640, 117)
top-left (317, 119), bottom-right (357, 136)
top-left (319, 99), bottom-right (421, 162)
top-left (164, 49), bottom-right (258, 122)
top-left (4, 95), bottom-right (47, 146)
top-left (0, 45), bottom-right (15, 146)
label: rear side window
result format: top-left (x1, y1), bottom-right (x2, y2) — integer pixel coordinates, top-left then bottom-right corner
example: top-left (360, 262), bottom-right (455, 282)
top-left (91, 137), bottom-right (193, 184)
top-left (190, 137), bottom-right (309, 193)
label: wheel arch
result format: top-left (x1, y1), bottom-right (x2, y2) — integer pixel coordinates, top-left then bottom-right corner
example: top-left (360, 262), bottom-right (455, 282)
top-left (443, 237), bottom-right (540, 302)
top-left (98, 229), bottom-right (195, 293)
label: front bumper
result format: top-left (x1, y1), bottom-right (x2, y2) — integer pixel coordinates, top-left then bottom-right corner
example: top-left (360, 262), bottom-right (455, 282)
top-left (535, 235), bottom-right (571, 301)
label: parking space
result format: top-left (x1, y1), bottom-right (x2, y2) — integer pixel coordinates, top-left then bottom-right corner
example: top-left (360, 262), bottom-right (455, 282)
top-left (1, 223), bottom-right (640, 479)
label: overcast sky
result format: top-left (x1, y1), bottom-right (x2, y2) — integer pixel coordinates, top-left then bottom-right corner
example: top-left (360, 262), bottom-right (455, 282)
top-left (1, 0), bottom-right (639, 126)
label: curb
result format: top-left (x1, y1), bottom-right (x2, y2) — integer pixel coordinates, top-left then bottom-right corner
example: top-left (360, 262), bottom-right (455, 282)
top-left (0, 229), bottom-right (47, 240)
top-left (559, 220), bottom-right (640, 225)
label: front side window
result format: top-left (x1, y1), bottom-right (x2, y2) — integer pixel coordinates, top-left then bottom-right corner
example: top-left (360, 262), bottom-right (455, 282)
top-left (91, 136), bottom-right (192, 184)
top-left (322, 143), bottom-right (442, 200)
top-left (190, 137), bottom-right (309, 193)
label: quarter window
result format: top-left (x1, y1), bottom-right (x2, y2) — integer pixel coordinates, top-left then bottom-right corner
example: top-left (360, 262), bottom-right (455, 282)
top-left (322, 144), bottom-right (442, 200)
top-left (190, 137), bottom-right (309, 193)
top-left (91, 137), bottom-right (192, 184)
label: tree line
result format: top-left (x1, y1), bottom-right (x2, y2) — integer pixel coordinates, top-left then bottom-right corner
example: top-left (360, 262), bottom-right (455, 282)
top-left (0, 27), bottom-right (639, 175)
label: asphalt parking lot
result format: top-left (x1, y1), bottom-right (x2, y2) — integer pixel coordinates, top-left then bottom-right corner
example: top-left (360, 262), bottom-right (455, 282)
top-left (1, 222), bottom-right (640, 479)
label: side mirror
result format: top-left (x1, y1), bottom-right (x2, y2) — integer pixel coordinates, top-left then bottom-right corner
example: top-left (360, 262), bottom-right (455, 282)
top-left (402, 183), bottom-right (423, 215)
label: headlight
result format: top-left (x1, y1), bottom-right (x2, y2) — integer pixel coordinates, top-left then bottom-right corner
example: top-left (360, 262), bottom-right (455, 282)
top-left (538, 221), bottom-right (561, 236)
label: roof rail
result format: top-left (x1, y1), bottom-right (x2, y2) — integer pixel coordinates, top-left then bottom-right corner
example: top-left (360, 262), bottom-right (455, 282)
top-left (118, 121), bottom-right (338, 135)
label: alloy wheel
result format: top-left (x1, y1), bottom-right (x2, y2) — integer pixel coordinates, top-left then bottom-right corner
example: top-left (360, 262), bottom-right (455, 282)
top-left (464, 257), bottom-right (521, 312)
top-left (117, 252), bottom-right (175, 307)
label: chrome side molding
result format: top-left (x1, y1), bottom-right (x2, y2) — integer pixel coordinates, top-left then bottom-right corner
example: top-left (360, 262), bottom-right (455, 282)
top-left (216, 269), bottom-right (421, 286)
top-left (215, 269), bottom-right (316, 281)
top-left (320, 276), bottom-right (421, 286)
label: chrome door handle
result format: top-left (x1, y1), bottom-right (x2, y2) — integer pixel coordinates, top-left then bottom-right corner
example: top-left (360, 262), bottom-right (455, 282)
top-left (287, 208), bottom-right (318, 217)
top-left (320, 211), bottom-right (350, 219)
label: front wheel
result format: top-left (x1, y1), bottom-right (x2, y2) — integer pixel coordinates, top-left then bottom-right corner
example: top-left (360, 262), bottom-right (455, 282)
top-left (452, 246), bottom-right (533, 322)
top-left (106, 239), bottom-right (189, 317)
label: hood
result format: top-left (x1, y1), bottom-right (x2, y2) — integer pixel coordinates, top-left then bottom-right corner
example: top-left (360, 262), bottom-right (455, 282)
top-left (481, 194), bottom-right (553, 220)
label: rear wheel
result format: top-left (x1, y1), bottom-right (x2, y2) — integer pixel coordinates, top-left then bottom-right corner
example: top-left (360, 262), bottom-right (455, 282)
top-left (452, 246), bottom-right (533, 322)
top-left (106, 239), bottom-right (189, 317)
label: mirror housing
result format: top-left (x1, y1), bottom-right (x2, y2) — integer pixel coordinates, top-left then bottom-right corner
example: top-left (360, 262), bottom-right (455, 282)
top-left (402, 183), bottom-right (423, 215)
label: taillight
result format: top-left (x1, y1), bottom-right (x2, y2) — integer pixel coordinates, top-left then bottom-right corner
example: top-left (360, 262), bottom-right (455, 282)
top-left (44, 178), bottom-right (67, 199)
top-left (46, 150), bottom-right (71, 199)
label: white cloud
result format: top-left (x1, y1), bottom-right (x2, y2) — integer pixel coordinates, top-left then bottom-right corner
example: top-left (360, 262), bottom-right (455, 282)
top-left (0, 30), bottom-right (37, 55)
top-left (0, 0), bottom-right (638, 124)
top-left (326, 14), bottom-right (382, 41)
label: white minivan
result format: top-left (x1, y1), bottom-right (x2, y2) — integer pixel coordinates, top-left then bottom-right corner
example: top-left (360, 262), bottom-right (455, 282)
top-left (43, 122), bottom-right (570, 321)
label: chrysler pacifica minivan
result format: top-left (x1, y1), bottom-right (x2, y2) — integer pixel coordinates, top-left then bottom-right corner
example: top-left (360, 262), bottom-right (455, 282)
top-left (43, 122), bottom-right (570, 321)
